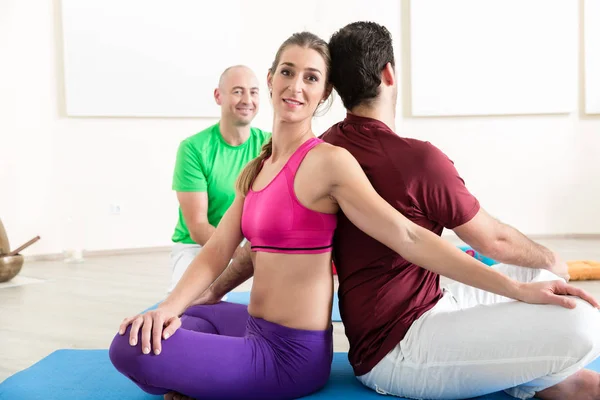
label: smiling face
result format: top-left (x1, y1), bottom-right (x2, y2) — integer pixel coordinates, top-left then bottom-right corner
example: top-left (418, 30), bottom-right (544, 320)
top-left (268, 45), bottom-right (329, 124)
top-left (215, 66), bottom-right (260, 126)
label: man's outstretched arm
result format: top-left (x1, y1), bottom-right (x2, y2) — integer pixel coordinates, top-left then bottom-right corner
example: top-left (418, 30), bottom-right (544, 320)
top-left (453, 208), bottom-right (569, 280)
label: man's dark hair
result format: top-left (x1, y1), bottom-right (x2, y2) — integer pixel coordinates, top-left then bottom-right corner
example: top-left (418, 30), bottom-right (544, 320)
top-left (329, 21), bottom-right (395, 110)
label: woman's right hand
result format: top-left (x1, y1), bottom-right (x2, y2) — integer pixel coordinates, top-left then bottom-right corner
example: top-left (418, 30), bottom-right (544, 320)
top-left (516, 280), bottom-right (600, 309)
top-left (118, 307), bottom-right (182, 355)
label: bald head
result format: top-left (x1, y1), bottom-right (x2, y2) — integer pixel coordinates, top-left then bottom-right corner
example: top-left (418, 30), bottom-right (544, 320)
top-left (214, 65), bottom-right (260, 126)
top-left (218, 65), bottom-right (256, 90)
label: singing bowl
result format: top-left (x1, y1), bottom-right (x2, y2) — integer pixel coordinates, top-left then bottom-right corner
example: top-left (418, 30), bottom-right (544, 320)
top-left (0, 254), bottom-right (24, 283)
top-left (0, 218), bottom-right (10, 255)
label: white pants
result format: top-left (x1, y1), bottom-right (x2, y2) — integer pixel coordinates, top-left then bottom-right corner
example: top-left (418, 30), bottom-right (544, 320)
top-left (169, 243), bottom-right (202, 293)
top-left (358, 264), bottom-right (600, 399)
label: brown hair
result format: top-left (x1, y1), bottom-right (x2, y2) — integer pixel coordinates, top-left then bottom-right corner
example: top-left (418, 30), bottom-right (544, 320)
top-left (235, 32), bottom-right (331, 196)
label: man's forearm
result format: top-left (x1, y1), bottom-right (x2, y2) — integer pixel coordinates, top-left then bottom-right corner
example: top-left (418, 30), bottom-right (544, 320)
top-left (481, 223), bottom-right (555, 269)
top-left (209, 241), bottom-right (254, 296)
top-left (189, 222), bottom-right (216, 246)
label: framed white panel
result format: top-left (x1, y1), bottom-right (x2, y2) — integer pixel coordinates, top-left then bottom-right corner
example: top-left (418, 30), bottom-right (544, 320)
top-left (61, 0), bottom-right (243, 117)
top-left (410, 0), bottom-right (577, 117)
top-left (585, 0), bottom-right (600, 114)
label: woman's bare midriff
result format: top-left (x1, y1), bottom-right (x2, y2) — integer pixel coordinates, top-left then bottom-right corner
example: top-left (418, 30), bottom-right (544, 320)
top-left (247, 251), bottom-right (334, 331)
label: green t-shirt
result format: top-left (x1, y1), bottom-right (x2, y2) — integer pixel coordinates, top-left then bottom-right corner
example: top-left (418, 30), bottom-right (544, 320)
top-left (171, 123), bottom-right (271, 244)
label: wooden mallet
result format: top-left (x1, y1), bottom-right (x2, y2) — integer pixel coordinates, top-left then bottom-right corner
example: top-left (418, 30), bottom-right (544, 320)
top-left (7, 236), bottom-right (41, 256)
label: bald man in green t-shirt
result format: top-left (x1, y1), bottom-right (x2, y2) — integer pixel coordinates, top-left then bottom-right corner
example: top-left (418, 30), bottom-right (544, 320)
top-left (170, 65), bottom-right (270, 293)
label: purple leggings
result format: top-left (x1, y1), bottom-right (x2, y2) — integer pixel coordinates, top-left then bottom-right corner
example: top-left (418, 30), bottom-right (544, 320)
top-left (109, 302), bottom-right (333, 399)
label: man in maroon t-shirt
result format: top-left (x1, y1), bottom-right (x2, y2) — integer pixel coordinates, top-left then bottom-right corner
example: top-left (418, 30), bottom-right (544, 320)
top-left (321, 21), bottom-right (600, 400)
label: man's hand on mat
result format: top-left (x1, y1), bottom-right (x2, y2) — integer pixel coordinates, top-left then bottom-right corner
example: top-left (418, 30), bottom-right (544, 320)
top-left (517, 280), bottom-right (600, 309)
top-left (118, 308), bottom-right (181, 355)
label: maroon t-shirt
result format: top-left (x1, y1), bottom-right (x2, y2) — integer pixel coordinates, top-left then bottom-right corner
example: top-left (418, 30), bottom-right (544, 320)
top-left (321, 114), bottom-right (480, 376)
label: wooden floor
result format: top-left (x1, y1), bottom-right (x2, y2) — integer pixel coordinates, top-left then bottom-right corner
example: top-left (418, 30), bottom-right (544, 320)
top-left (1, 238), bottom-right (600, 383)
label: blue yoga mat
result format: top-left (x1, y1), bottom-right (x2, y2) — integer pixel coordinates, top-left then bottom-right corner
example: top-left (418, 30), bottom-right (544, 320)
top-left (0, 351), bottom-right (374, 399)
top-left (3, 349), bottom-right (599, 399)
top-left (144, 291), bottom-right (342, 322)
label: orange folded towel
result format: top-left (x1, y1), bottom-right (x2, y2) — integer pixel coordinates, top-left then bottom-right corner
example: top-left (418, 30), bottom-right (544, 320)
top-left (567, 260), bottom-right (600, 281)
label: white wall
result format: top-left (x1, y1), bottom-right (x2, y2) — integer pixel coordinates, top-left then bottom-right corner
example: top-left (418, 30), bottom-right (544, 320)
top-left (1, 0), bottom-right (599, 257)
top-left (1, 1), bottom-right (202, 256)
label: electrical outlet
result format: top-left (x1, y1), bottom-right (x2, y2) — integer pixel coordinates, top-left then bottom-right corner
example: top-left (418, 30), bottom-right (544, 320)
top-left (109, 204), bottom-right (121, 215)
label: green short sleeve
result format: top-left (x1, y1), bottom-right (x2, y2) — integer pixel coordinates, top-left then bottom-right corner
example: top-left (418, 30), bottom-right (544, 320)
top-left (172, 140), bottom-right (207, 192)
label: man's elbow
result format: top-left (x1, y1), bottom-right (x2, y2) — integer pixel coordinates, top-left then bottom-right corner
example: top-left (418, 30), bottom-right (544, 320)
top-left (189, 222), bottom-right (212, 246)
top-left (472, 238), bottom-right (504, 259)
top-left (189, 231), bottom-right (203, 245)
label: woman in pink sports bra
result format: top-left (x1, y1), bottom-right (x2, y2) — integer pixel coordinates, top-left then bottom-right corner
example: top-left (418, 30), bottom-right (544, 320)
top-left (109, 31), bottom-right (579, 400)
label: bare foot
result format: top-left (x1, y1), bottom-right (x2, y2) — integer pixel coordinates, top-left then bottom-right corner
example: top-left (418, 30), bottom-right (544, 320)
top-left (535, 369), bottom-right (600, 400)
top-left (164, 392), bottom-right (194, 400)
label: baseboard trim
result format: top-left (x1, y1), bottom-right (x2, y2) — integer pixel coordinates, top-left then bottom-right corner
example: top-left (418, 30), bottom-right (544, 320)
top-left (24, 234), bottom-right (600, 261)
top-left (25, 246), bottom-right (172, 261)
top-left (526, 234), bottom-right (600, 240)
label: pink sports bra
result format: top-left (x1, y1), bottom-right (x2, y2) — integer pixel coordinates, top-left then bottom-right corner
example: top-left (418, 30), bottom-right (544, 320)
top-left (241, 137), bottom-right (337, 254)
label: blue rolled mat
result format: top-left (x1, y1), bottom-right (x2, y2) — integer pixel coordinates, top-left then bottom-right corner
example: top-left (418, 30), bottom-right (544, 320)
top-left (459, 245), bottom-right (499, 266)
